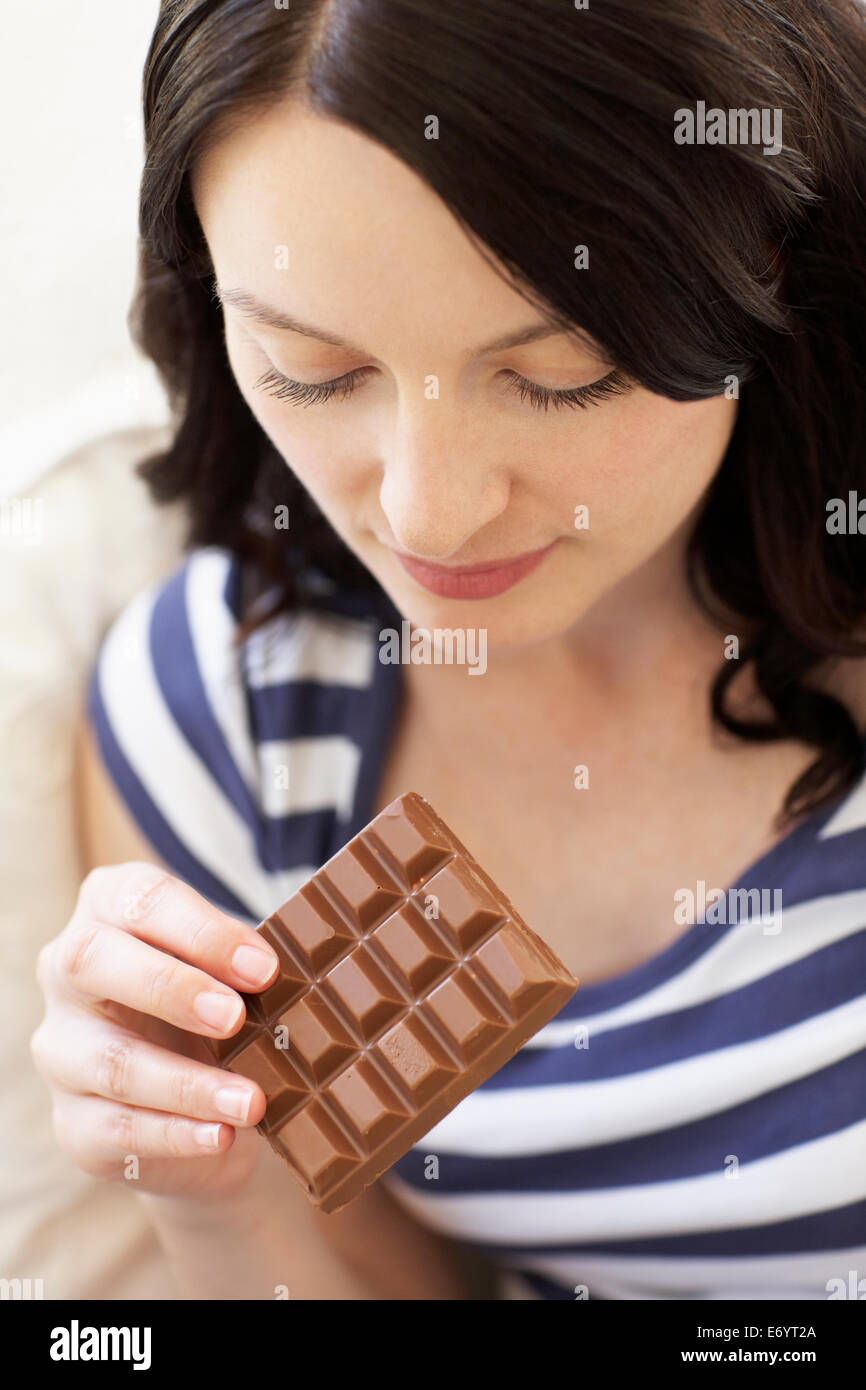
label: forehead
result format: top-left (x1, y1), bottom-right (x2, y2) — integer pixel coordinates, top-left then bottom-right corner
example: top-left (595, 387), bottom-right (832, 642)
top-left (191, 97), bottom-right (543, 347)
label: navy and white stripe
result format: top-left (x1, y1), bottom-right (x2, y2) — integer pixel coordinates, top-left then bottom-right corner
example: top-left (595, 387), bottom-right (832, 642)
top-left (88, 547), bottom-right (401, 923)
top-left (88, 546), bottom-right (866, 1300)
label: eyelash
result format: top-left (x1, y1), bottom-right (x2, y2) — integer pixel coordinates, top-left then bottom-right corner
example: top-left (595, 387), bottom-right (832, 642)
top-left (252, 365), bottom-right (630, 412)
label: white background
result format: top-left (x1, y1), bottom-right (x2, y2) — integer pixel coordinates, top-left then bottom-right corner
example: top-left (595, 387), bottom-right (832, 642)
top-left (0, 1), bottom-right (169, 494)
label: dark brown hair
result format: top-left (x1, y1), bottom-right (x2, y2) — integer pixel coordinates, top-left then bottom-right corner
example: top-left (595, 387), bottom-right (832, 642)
top-left (131, 0), bottom-right (866, 828)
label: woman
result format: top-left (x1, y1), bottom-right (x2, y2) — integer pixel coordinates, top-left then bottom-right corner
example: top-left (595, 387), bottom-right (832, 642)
top-left (32, 0), bottom-right (866, 1299)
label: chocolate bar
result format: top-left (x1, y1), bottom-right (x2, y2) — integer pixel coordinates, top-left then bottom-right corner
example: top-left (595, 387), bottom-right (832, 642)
top-left (206, 792), bottom-right (578, 1213)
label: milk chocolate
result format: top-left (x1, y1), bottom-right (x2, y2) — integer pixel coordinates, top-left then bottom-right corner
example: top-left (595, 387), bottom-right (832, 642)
top-left (206, 792), bottom-right (578, 1213)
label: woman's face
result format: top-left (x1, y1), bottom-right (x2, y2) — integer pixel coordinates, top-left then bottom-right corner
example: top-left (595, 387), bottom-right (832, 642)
top-left (192, 100), bottom-right (737, 651)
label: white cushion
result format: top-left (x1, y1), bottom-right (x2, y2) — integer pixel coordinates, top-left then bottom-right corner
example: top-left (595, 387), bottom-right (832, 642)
top-left (0, 426), bottom-right (188, 1299)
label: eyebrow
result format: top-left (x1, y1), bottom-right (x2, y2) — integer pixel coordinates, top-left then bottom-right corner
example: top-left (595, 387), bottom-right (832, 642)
top-left (213, 283), bottom-right (573, 357)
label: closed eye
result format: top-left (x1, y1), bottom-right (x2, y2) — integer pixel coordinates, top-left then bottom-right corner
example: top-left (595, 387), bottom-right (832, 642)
top-left (252, 364), bottom-right (631, 411)
top-left (505, 369), bottom-right (631, 411)
top-left (253, 365), bottom-right (369, 407)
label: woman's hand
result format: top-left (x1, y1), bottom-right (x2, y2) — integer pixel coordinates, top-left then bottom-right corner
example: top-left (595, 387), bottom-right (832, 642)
top-left (30, 863), bottom-right (281, 1202)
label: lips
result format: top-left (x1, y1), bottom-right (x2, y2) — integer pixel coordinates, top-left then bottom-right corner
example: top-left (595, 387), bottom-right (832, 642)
top-left (391, 541), bottom-right (557, 600)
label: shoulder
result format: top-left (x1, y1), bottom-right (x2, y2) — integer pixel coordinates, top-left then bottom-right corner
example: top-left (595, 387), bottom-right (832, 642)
top-left (87, 546), bottom-right (249, 821)
top-left (86, 547), bottom-right (400, 921)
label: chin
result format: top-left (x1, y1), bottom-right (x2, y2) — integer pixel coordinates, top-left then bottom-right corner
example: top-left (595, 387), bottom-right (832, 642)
top-left (374, 575), bottom-right (583, 658)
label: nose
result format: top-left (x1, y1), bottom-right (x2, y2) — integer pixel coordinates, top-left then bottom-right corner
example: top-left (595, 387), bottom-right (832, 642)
top-left (378, 397), bottom-right (510, 559)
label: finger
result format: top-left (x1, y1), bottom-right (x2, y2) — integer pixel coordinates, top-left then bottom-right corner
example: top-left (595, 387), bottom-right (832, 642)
top-left (54, 920), bottom-right (251, 1038)
top-left (76, 863), bottom-right (280, 992)
top-left (32, 1014), bottom-right (266, 1126)
top-left (54, 1092), bottom-right (238, 1172)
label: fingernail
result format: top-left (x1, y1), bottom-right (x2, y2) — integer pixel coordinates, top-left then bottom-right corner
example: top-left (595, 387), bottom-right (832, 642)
top-left (194, 1122), bottom-right (223, 1150)
top-left (231, 944), bottom-right (277, 988)
top-left (193, 991), bottom-right (242, 1031)
top-left (215, 1086), bottom-right (253, 1122)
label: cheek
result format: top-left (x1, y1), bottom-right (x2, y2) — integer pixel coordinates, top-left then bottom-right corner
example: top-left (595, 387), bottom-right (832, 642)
top-left (577, 393), bottom-right (737, 532)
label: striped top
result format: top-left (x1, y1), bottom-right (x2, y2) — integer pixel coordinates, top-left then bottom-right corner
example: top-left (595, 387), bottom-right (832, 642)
top-left (88, 546), bottom-right (866, 1301)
